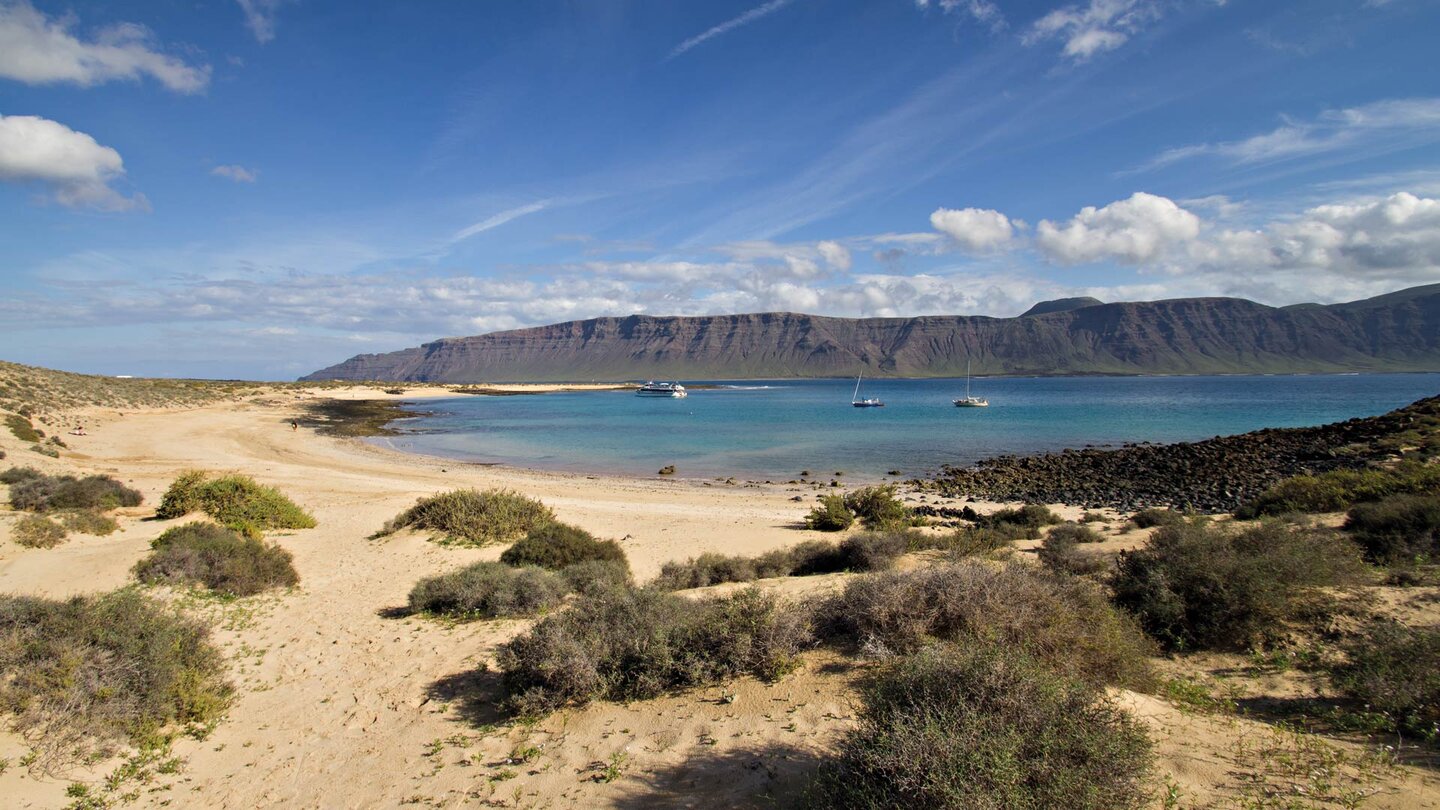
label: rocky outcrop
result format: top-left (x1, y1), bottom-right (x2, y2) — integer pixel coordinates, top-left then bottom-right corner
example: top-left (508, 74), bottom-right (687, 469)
top-left (302, 284), bottom-right (1440, 382)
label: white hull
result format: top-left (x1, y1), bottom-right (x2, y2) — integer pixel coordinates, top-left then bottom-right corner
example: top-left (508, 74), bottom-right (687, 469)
top-left (637, 382), bottom-right (687, 398)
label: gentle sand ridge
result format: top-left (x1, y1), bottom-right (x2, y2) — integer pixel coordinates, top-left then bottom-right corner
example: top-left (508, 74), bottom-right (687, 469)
top-left (1, 386), bottom-right (1437, 808)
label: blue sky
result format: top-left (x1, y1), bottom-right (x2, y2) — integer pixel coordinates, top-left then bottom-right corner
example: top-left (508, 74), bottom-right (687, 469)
top-left (2, 0), bottom-right (1439, 379)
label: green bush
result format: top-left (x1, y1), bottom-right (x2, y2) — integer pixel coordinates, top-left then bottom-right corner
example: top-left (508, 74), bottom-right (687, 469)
top-left (843, 485), bottom-right (915, 529)
top-left (0, 590), bottom-right (232, 768)
top-left (5, 413), bottom-right (40, 443)
top-left (1038, 524), bottom-right (1107, 576)
top-left (652, 532), bottom-right (911, 590)
top-left (7, 471), bottom-right (142, 513)
top-left (1330, 622), bottom-right (1440, 738)
top-left (0, 466), bottom-right (43, 485)
top-left (14, 514), bottom-right (66, 548)
top-left (134, 522), bottom-right (299, 597)
top-left (378, 488), bottom-right (551, 545)
top-left (653, 552), bottom-right (761, 590)
top-left (803, 645), bottom-right (1152, 810)
top-left (408, 561), bottom-right (567, 620)
top-left (559, 559), bottom-right (633, 596)
top-left (155, 471), bottom-right (315, 533)
top-left (934, 524), bottom-right (1029, 557)
top-left (817, 561), bottom-right (1154, 689)
top-left (805, 494), bottom-right (855, 531)
top-left (1112, 520), bottom-right (1367, 651)
top-left (59, 509), bottom-right (119, 536)
top-left (961, 504), bottom-right (1060, 537)
top-left (498, 586), bottom-right (809, 716)
top-left (836, 530), bottom-right (909, 572)
top-left (1130, 508), bottom-right (1185, 529)
top-left (1343, 494), bottom-right (1440, 564)
top-left (499, 522), bottom-right (627, 569)
top-left (1235, 463), bottom-right (1440, 519)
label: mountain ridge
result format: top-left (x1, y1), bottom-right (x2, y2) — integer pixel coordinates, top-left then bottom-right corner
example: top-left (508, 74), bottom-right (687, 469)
top-left (302, 284), bottom-right (1440, 382)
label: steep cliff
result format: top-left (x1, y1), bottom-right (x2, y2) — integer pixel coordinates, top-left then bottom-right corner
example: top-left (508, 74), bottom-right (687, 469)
top-left (302, 284), bottom-right (1440, 382)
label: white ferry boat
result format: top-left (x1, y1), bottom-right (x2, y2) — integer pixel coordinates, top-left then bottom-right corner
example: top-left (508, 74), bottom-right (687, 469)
top-left (636, 381), bottom-right (688, 398)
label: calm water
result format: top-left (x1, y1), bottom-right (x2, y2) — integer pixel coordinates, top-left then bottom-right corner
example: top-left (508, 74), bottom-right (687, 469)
top-left (369, 375), bottom-right (1440, 481)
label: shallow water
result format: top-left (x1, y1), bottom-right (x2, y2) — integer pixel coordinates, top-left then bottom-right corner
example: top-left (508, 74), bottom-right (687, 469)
top-left (370, 374), bottom-right (1440, 481)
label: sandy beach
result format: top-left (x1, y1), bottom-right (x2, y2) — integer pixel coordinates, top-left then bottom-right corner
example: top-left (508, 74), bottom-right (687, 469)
top-left (1, 388), bottom-right (1437, 808)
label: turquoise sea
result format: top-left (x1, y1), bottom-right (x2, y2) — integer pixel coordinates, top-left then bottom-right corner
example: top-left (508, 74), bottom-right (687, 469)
top-left (369, 374), bottom-right (1440, 481)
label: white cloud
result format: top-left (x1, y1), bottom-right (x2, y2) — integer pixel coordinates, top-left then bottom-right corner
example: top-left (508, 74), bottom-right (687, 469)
top-left (915, 0), bottom-right (1006, 31)
top-left (236, 0), bottom-right (287, 44)
top-left (449, 200), bottom-right (550, 244)
top-left (1024, 0), bottom-right (1163, 63)
top-left (1136, 97), bottom-right (1440, 172)
top-left (1037, 192), bottom-right (1200, 264)
top-left (817, 240), bottom-right (852, 270)
top-left (668, 0), bottom-right (793, 60)
top-left (211, 164), bottom-right (258, 183)
top-left (0, 1), bottom-right (209, 93)
top-left (930, 206), bottom-right (1016, 251)
top-left (0, 114), bottom-right (147, 211)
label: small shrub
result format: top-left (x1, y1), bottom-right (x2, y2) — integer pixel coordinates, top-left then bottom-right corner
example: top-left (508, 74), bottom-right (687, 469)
top-left (803, 644), bottom-right (1152, 810)
top-left (843, 485), bottom-right (915, 529)
top-left (961, 504), bottom-right (1060, 537)
top-left (0, 590), bottom-right (232, 769)
top-left (1039, 524), bottom-right (1107, 576)
top-left (378, 488), bottom-right (551, 545)
top-left (408, 562), bottom-right (566, 619)
top-left (134, 522), bottom-right (299, 597)
top-left (1112, 520), bottom-right (1367, 651)
top-left (8, 472), bottom-right (142, 513)
top-left (1330, 622), bottom-right (1440, 738)
top-left (0, 466), bottom-right (43, 485)
top-left (5, 413), bottom-right (40, 443)
top-left (1130, 507), bottom-right (1185, 529)
top-left (499, 522), bottom-right (626, 569)
top-left (559, 559), bottom-right (633, 596)
top-left (14, 515), bottom-right (66, 548)
top-left (155, 472), bottom-right (314, 533)
top-left (1343, 494), bottom-right (1440, 564)
top-left (653, 552), bottom-right (761, 590)
top-left (1080, 511), bottom-right (1107, 523)
top-left (29, 444), bottom-right (58, 458)
top-left (498, 586), bottom-right (808, 716)
top-left (805, 494), bottom-right (855, 531)
top-left (836, 531), bottom-right (908, 572)
top-left (937, 524), bottom-right (1029, 556)
top-left (59, 509), bottom-right (118, 536)
top-left (817, 560), bottom-right (1154, 689)
top-left (1236, 463), bottom-right (1440, 519)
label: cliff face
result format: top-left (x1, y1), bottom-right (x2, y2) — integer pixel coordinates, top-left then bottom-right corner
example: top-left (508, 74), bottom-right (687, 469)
top-left (302, 285), bottom-right (1440, 382)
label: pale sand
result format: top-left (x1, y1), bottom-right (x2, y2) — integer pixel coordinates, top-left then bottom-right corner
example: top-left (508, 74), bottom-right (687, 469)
top-left (1, 389), bottom-right (1437, 808)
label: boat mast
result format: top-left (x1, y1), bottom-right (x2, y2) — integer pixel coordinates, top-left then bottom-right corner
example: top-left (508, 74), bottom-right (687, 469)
top-left (965, 360), bottom-right (971, 399)
top-left (853, 373), bottom-right (862, 402)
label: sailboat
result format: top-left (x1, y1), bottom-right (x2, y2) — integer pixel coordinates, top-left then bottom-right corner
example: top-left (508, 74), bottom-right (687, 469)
top-left (953, 360), bottom-right (988, 408)
top-left (851, 372), bottom-right (884, 408)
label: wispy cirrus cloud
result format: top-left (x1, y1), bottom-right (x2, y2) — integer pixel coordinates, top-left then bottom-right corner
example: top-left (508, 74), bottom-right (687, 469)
top-left (211, 164), bottom-right (258, 183)
top-left (236, 0), bottom-right (288, 44)
top-left (0, 0), bottom-right (210, 92)
top-left (1132, 97), bottom-right (1440, 173)
top-left (667, 0), bottom-right (794, 61)
top-left (1023, 0), bottom-right (1165, 63)
top-left (914, 0), bottom-right (1007, 32)
top-left (448, 200), bottom-right (551, 245)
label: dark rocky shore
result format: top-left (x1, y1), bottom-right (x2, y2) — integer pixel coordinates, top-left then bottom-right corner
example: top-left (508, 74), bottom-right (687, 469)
top-left (931, 394), bottom-right (1440, 513)
top-left (298, 398), bottom-right (429, 437)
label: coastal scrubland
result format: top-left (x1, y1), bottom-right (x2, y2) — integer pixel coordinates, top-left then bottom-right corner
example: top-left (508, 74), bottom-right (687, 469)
top-left (1, 365), bottom-right (1438, 808)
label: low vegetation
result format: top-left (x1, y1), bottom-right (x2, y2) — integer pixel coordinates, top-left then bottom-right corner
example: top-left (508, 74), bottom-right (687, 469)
top-left (5, 413), bottom-right (41, 442)
top-left (842, 485), bottom-right (917, 529)
top-left (1235, 462), bottom-right (1440, 519)
top-left (804, 494), bottom-right (854, 531)
top-left (0, 589), bottom-right (232, 770)
top-left (1111, 519), bottom-right (1366, 651)
top-left (4, 467), bottom-right (142, 513)
top-left (497, 586), bottom-right (808, 716)
top-left (1038, 523), bottom-right (1107, 576)
top-left (134, 522), bottom-right (299, 597)
top-left (1130, 507), bottom-right (1186, 529)
top-left (960, 503), bottom-right (1060, 538)
top-left (408, 561), bottom-right (567, 620)
top-left (1329, 621), bottom-right (1440, 740)
top-left (377, 488), bottom-right (552, 545)
top-left (653, 531), bottom-right (917, 590)
top-left (498, 522), bottom-right (627, 570)
top-left (816, 560), bottom-right (1154, 689)
top-left (156, 470), bottom-right (316, 534)
top-left (14, 514), bottom-right (67, 548)
top-left (803, 644), bottom-right (1152, 810)
top-left (1342, 494), bottom-right (1440, 565)
top-left (558, 558), bottom-right (633, 595)
top-left (59, 508), bottom-right (119, 536)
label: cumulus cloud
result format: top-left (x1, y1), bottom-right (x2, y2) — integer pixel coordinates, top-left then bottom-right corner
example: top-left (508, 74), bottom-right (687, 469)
top-left (0, 1), bottom-right (209, 92)
top-left (211, 164), bottom-right (258, 183)
top-left (0, 114), bottom-right (147, 211)
top-left (1036, 192), bottom-right (1200, 264)
top-left (1024, 0), bottom-right (1163, 62)
top-left (930, 206), bottom-right (1016, 251)
top-left (1137, 98), bottom-right (1440, 173)
top-left (236, 0), bottom-right (287, 44)
top-left (817, 240), bottom-right (852, 270)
